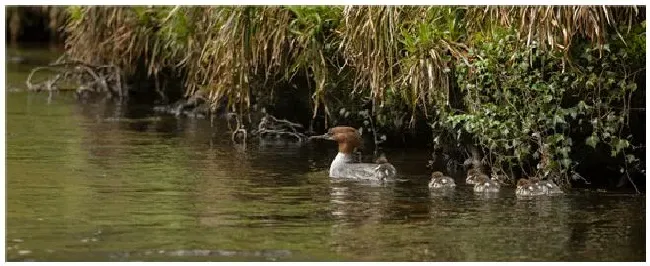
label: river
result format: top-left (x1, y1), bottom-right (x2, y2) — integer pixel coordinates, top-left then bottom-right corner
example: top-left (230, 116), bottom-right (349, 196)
top-left (5, 46), bottom-right (646, 261)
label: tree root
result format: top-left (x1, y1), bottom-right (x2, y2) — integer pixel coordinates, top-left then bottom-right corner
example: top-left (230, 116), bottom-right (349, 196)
top-left (229, 113), bottom-right (308, 145)
top-left (26, 55), bottom-right (127, 100)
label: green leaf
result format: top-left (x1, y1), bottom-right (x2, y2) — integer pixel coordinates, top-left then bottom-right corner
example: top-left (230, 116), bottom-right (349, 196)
top-left (627, 83), bottom-right (637, 92)
top-left (560, 147), bottom-right (570, 158)
top-left (615, 138), bottom-right (630, 153)
top-left (544, 94), bottom-right (553, 102)
top-left (569, 108), bottom-right (577, 119)
top-left (586, 135), bottom-right (599, 149)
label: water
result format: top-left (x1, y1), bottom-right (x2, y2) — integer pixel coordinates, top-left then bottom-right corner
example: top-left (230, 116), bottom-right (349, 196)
top-left (5, 47), bottom-right (646, 261)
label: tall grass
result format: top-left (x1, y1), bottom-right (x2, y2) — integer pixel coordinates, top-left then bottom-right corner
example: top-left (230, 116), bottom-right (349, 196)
top-left (60, 6), bottom-right (642, 115)
top-left (58, 6), bottom-right (645, 188)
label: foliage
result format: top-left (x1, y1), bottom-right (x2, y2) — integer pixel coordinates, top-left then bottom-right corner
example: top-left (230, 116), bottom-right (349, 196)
top-left (439, 25), bottom-right (644, 186)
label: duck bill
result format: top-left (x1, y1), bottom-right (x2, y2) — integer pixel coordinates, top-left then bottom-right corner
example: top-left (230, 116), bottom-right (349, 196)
top-left (308, 134), bottom-right (333, 141)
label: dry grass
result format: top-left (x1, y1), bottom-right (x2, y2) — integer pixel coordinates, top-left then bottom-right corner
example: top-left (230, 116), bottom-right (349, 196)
top-left (465, 6), bottom-right (642, 52)
top-left (60, 6), bottom-right (643, 124)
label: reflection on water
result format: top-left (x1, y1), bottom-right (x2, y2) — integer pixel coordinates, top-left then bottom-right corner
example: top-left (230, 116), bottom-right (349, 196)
top-left (5, 90), bottom-right (646, 260)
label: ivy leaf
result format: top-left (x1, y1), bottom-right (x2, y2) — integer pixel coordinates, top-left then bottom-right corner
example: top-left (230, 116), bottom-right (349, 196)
top-left (569, 108), bottom-right (577, 119)
top-left (614, 138), bottom-right (630, 154)
top-left (627, 83), bottom-right (637, 92)
top-left (560, 147), bottom-right (570, 158)
top-left (586, 135), bottom-right (599, 149)
top-left (603, 131), bottom-right (610, 139)
top-left (544, 94), bottom-right (553, 102)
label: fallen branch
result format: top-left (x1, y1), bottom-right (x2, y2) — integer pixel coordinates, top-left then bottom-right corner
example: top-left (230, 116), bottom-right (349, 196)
top-left (258, 129), bottom-right (306, 142)
top-left (25, 58), bottom-right (127, 100)
top-left (229, 113), bottom-right (308, 145)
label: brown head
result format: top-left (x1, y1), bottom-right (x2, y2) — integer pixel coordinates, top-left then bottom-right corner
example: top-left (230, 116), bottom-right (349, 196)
top-left (517, 178), bottom-right (531, 187)
top-left (327, 126), bottom-right (359, 135)
top-left (431, 171), bottom-right (444, 179)
top-left (309, 126), bottom-right (361, 154)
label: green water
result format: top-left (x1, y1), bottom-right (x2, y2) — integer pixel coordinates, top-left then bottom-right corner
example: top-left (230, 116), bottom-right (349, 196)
top-left (4, 47), bottom-right (646, 261)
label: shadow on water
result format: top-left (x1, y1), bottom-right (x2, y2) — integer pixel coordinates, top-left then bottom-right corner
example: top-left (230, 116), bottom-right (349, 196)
top-left (5, 89), bottom-right (646, 261)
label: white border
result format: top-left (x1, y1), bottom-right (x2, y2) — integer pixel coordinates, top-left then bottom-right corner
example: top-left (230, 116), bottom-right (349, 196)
top-left (1, 2), bottom-right (648, 265)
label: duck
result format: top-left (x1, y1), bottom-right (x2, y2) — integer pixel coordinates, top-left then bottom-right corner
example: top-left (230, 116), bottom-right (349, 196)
top-left (515, 178), bottom-right (546, 196)
top-left (374, 154), bottom-right (398, 179)
top-left (466, 168), bottom-right (483, 185)
top-left (310, 126), bottom-right (397, 180)
top-left (490, 170), bottom-right (509, 185)
top-left (428, 171), bottom-right (456, 189)
top-left (473, 174), bottom-right (501, 193)
top-left (533, 178), bottom-right (564, 195)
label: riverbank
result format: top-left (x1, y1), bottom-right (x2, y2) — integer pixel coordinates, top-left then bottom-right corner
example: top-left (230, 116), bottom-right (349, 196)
top-left (8, 6), bottom-right (646, 192)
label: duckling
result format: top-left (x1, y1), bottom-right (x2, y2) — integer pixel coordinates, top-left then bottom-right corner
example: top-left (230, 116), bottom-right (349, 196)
top-left (535, 179), bottom-right (564, 195)
top-left (466, 168), bottom-right (483, 185)
top-left (375, 155), bottom-right (389, 164)
top-left (428, 171), bottom-right (456, 189)
top-left (490, 172), bottom-right (508, 185)
top-left (515, 178), bottom-right (546, 196)
top-left (473, 174), bottom-right (500, 193)
top-left (374, 154), bottom-right (397, 179)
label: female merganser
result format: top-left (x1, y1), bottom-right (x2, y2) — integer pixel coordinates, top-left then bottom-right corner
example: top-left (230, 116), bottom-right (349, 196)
top-left (466, 168), bottom-right (483, 185)
top-left (515, 178), bottom-right (546, 196)
top-left (310, 126), bottom-right (397, 180)
top-left (428, 171), bottom-right (456, 189)
top-left (473, 174), bottom-right (500, 193)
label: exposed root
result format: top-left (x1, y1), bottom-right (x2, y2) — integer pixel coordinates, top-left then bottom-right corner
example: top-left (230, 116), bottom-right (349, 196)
top-left (256, 129), bottom-right (305, 142)
top-left (227, 111), bottom-right (247, 144)
top-left (232, 128), bottom-right (248, 144)
top-left (256, 114), bottom-right (307, 142)
top-left (26, 56), bottom-right (127, 100)
top-left (228, 113), bottom-right (308, 145)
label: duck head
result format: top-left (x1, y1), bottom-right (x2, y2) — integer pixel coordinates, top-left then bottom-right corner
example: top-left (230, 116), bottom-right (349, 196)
top-left (375, 153), bottom-right (389, 164)
top-left (476, 174), bottom-right (490, 185)
top-left (529, 176), bottom-right (542, 184)
top-left (490, 172), bottom-right (508, 184)
top-left (431, 171), bottom-right (444, 179)
top-left (516, 178), bottom-right (532, 187)
top-left (309, 126), bottom-right (362, 155)
top-left (467, 168), bottom-right (482, 177)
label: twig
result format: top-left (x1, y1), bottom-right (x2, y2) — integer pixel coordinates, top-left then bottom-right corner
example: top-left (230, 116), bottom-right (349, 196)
top-left (258, 129), bottom-right (306, 142)
top-left (232, 128), bottom-right (248, 144)
top-left (622, 151), bottom-right (640, 194)
top-left (26, 59), bottom-right (126, 100)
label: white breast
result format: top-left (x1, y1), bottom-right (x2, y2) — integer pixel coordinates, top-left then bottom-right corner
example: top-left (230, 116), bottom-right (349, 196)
top-left (329, 152), bottom-right (355, 177)
top-left (329, 153), bottom-right (396, 180)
